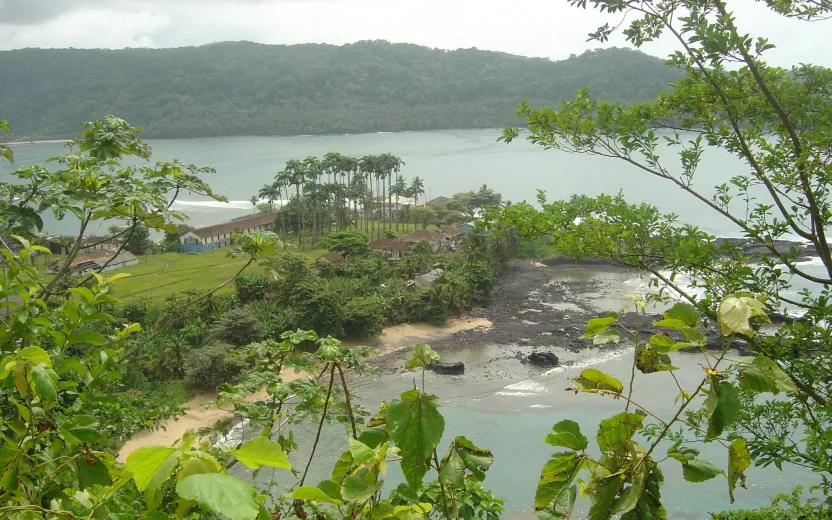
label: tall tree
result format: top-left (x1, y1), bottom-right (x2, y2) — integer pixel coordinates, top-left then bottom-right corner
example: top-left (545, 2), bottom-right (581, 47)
top-left (248, 195), bottom-right (258, 214)
top-left (410, 176), bottom-right (425, 207)
top-left (285, 159), bottom-right (305, 247)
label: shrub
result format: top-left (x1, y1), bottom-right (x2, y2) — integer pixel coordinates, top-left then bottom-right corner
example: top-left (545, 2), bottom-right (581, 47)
top-left (211, 307), bottom-right (265, 346)
top-left (234, 273), bottom-right (272, 304)
top-left (343, 296), bottom-right (386, 338)
top-left (288, 278), bottom-right (345, 337)
top-left (710, 488), bottom-right (821, 520)
top-left (247, 299), bottom-right (296, 340)
top-left (183, 343), bottom-right (249, 390)
top-left (404, 286), bottom-right (449, 323)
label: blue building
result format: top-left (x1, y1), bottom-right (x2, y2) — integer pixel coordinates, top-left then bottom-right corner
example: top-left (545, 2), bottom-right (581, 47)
top-left (179, 213), bottom-right (276, 253)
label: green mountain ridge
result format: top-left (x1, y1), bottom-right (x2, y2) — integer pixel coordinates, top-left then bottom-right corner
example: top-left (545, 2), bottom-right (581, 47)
top-left (0, 40), bottom-right (678, 140)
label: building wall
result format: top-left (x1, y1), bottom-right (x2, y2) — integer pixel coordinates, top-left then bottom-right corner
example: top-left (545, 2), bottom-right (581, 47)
top-left (100, 258), bottom-right (139, 272)
top-left (180, 241), bottom-right (221, 253)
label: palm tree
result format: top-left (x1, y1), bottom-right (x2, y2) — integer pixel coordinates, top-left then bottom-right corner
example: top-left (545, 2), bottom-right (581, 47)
top-left (391, 175), bottom-right (408, 233)
top-left (379, 153), bottom-right (405, 235)
top-left (359, 155), bottom-right (377, 237)
top-left (275, 170), bottom-right (291, 235)
top-left (258, 183), bottom-right (279, 213)
top-left (410, 176), bottom-right (425, 207)
top-left (342, 156), bottom-right (359, 228)
top-left (303, 156), bottom-right (322, 244)
top-left (248, 195), bottom-right (258, 214)
top-left (285, 159), bottom-right (305, 247)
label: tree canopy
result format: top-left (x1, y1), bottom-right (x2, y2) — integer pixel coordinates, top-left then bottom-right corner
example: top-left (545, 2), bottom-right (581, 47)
top-left (0, 41), bottom-right (678, 139)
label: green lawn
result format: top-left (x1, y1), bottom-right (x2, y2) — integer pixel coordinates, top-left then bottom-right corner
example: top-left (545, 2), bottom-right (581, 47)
top-left (110, 247), bottom-right (325, 302)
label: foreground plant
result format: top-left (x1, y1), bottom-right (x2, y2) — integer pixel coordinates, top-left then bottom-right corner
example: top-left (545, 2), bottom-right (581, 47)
top-left (493, 0), bottom-right (832, 515)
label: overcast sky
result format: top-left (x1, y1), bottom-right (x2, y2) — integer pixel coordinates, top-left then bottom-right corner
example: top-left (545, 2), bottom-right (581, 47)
top-left (0, 0), bottom-right (829, 66)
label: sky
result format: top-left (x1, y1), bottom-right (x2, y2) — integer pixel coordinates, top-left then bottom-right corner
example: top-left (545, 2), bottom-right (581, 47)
top-left (0, 0), bottom-right (829, 66)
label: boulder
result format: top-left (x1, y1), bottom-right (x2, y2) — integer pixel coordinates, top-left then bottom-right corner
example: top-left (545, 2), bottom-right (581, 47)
top-left (527, 351), bottom-right (559, 368)
top-left (428, 362), bottom-right (465, 375)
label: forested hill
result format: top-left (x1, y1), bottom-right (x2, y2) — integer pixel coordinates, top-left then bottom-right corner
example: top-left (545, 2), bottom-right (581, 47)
top-left (0, 41), bottom-right (678, 140)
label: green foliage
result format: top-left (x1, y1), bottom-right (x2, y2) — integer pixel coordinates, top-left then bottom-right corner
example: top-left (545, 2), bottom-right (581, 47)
top-left (387, 388), bottom-right (446, 489)
top-left (234, 273), bottom-right (272, 304)
top-left (183, 343), bottom-right (249, 390)
top-left (211, 307), bottom-right (266, 346)
top-left (1, 44), bottom-right (677, 140)
top-left (711, 488), bottom-right (823, 520)
top-left (319, 229), bottom-right (371, 258)
top-left (342, 296), bottom-right (386, 338)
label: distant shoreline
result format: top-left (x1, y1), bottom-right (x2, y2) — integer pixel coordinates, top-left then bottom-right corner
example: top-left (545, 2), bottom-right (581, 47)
top-left (5, 139), bottom-right (72, 146)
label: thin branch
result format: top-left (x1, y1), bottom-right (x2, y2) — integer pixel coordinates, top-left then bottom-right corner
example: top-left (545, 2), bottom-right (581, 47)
top-left (299, 363), bottom-right (335, 487)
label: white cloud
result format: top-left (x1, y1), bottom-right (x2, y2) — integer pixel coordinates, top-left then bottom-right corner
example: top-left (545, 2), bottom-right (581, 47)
top-left (0, 0), bottom-right (829, 67)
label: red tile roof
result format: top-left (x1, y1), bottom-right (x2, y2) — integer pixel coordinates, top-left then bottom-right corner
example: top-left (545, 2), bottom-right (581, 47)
top-left (369, 238), bottom-right (407, 252)
top-left (316, 251), bottom-right (347, 265)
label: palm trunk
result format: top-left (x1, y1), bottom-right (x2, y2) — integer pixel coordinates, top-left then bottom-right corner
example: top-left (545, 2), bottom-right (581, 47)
top-left (296, 185), bottom-right (302, 248)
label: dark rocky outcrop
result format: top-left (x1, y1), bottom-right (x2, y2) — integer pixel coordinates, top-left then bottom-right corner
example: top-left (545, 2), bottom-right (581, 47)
top-left (428, 362), bottom-right (465, 375)
top-left (526, 351), bottom-right (560, 367)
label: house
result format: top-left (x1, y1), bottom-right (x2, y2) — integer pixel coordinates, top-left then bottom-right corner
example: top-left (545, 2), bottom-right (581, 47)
top-left (369, 238), bottom-right (408, 259)
top-left (81, 236), bottom-right (121, 251)
top-left (179, 213), bottom-right (276, 253)
top-left (439, 225), bottom-right (462, 243)
top-left (425, 196), bottom-right (449, 207)
top-left (70, 250), bottom-right (138, 273)
top-left (414, 268), bottom-right (443, 287)
top-left (402, 230), bottom-right (446, 252)
top-left (457, 222), bottom-right (476, 232)
top-left (315, 251), bottom-right (347, 265)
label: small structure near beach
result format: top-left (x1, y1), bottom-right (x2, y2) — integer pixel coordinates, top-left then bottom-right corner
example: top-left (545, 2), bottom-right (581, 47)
top-left (70, 250), bottom-right (138, 273)
top-left (414, 268), bottom-right (443, 287)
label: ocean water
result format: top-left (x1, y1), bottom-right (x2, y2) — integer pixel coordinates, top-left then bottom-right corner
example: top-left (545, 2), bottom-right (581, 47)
top-left (0, 129), bottom-right (772, 236)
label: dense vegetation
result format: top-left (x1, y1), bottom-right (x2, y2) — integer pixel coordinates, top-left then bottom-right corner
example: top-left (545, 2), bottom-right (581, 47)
top-left (487, 0), bottom-right (832, 517)
top-left (0, 42), bottom-right (678, 139)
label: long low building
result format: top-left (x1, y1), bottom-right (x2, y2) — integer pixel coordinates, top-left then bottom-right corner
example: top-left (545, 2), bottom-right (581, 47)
top-left (70, 250), bottom-right (138, 273)
top-left (179, 212), bottom-right (276, 253)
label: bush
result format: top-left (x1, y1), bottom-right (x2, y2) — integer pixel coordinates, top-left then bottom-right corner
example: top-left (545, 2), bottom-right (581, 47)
top-left (120, 301), bottom-right (148, 325)
top-left (234, 273), bottom-right (272, 304)
top-left (247, 299), bottom-right (296, 339)
top-left (710, 488), bottom-right (822, 520)
top-left (211, 307), bottom-right (266, 346)
top-left (343, 296), bottom-right (386, 338)
top-left (184, 344), bottom-right (249, 390)
top-left (288, 278), bottom-right (345, 337)
top-left (404, 286), bottom-right (449, 323)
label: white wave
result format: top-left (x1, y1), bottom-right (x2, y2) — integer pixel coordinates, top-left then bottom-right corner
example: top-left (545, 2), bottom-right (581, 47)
top-left (795, 256), bottom-right (824, 267)
top-left (171, 199), bottom-right (286, 211)
top-left (542, 346), bottom-right (633, 376)
top-left (530, 404), bottom-right (552, 409)
top-left (495, 380), bottom-right (548, 397)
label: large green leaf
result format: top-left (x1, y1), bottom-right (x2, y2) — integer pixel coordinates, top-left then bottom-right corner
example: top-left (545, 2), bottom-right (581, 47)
top-left (341, 474), bottom-right (383, 502)
top-left (705, 379), bottom-right (740, 440)
top-left (291, 486), bottom-right (343, 505)
top-left (315, 337), bottom-right (343, 361)
top-left (29, 363), bottom-right (58, 401)
top-left (612, 462), bottom-right (645, 514)
top-left (232, 437), bottom-right (292, 471)
top-left (348, 438), bottom-right (375, 464)
top-left (66, 415), bottom-right (101, 444)
top-left (597, 412), bottom-right (645, 453)
top-left (620, 459), bottom-right (666, 520)
top-left (438, 436), bottom-right (494, 486)
top-left (126, 446), bottom-right (178, 492)
top-left (545, 420), bottom-right (588, 451)
top-left (18, 346), bottom-right (51, 366)
top-left (177, 456), bottom-right (221, 482)
top-left (386, 389), bottom-right (445, 489)
top-left (665, 302), bottom-right (699, 326)
top-left (682, 459), bottom-right (722, 482)
top-left (573, 368), bottom-right (624, 394)
top-left (582, 317), bottom-right (616, 338)
top-left (68, 331), bottom-right (109, 346)
top-left (593, 329), bottom-right (621, 345)
top-left (404, 343), bottom-right (440, 370)
top-left (534, 453), bottom-right (584, 511)
top-left (78, 455), bottom-right (110, 490)
top-left (738, 356), bottom-right (797, 394)
top-left (718, 295), bottom-right (765, 337)
top-left (176, 473), bottom-right (260, 520)
top-left (728, 438), bottom-right (751, 503)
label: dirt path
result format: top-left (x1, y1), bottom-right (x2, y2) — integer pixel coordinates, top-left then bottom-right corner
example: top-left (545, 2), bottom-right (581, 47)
top-left (117, 316), bottom-right (492, 461)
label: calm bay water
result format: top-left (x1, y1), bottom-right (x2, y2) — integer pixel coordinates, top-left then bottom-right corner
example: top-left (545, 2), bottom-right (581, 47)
top-left (3, 129), bottom-right (747, 236)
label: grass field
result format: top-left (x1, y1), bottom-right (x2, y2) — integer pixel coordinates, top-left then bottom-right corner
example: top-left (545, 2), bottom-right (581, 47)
top-left (110, 247), bottom-right (325, 302)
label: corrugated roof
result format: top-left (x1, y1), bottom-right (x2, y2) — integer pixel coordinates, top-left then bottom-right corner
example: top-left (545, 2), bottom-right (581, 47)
top-left (369, 238), bottom-right (407, 252)
top-left (71, 249), bottom-right (137, 267)
top-left (316, 251), bottom-right (347, 265)
top-left (402, 230), bottom-right (444, 243)
top-left (190, 212), bottom-right (276, 239)
top-left (439, 225), bottom-right (461, 236)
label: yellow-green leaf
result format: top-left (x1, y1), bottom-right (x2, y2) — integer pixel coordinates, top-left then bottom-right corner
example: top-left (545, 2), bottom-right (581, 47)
top-left (176, 473), bottom-right (260, 520)
top-left (232, 437), bottom-right (291, 471)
